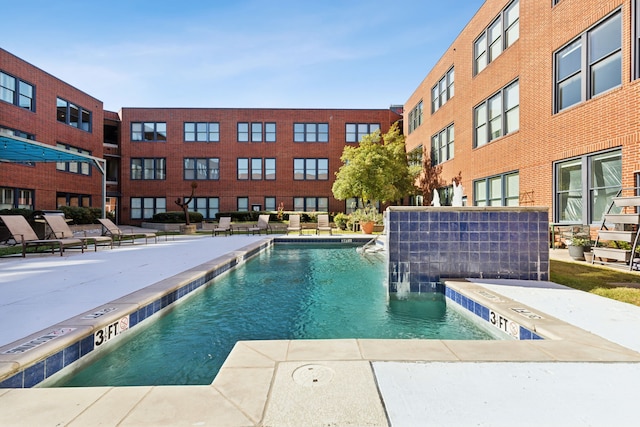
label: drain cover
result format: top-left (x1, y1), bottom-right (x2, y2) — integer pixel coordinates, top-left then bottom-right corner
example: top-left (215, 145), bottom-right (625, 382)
top-left (292, 364), bottom-right (335, 387)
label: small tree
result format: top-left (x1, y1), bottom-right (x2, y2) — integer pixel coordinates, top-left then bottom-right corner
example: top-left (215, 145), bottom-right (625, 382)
top-left (332, 123), bottom-right (415, 206)
top-left (416, 148), bottom-right (444, 205)
top-left (174, 182), bottom-right (198, 225)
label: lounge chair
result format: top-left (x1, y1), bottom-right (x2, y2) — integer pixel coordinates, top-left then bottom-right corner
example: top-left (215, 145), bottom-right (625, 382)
top-left (43, 214), bottom-right (113, 251)
top-left (248, 214), bottom-right (272, 235)
top-left (316, 214), bottom-right (333, 235)
top-left (287, 214), bottom-right (302, 235)
top-left (212, 217), bottom-right (233, 236)
top-left (98, 218), bottom-right (157, 245)
top-left (0, 214), bottom-right (84, 257)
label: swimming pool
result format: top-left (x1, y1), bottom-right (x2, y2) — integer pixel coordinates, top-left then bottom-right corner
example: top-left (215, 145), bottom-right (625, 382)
top-left (47, 244), bottom-right (494, 387)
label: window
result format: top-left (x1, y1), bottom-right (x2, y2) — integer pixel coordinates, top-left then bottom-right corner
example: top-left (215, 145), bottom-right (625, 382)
top-left (184, 158), bottom-right (219, 180)
top-left (57, 98), bottom-right (91, 131)
top-left (251, 158), bottom-right (262, 180)
top-left (0, 71), bottom-right (35, 111)
top-left (237, 197), bottom-right (249, 212)
top-left (474, 0), bottom-right (519, 74)
top-left (474, 172), bottom-right (519, 206)
top-left (432, 68), bottom-right (454, 113)
top-left (236, 122), bottom-right (275, 142)
top-left (264, 197), bottom-right (276, 211)
top-left (408, 145), bottom-right (423, 168)
top-left (294, 197), bottom-right (329, 212)
top-left (408, 101), bottom-right (423, 134)
top-left (57, 193), bottom-right (91, 208)
top-left (474, 80), bottom-right (519, 147)
top-left (345, 199), bottom-right (380, 214)
top-left (293, 158), bottom-right (328, 180)
top-left (265, 158), bottom-right (276, 180)
top-left (131, 197), bottom-right (166, 220)
top-left (237, 158), bottom-right (274, 180)
top-left (237, 158), bottom-right (249, 180)
top-left (56, 143), bottom-right (91, 175)
top-left (0, 127), bottom-right (35, 166)
top-left (265, 123), bottom-right (276, 142)
top-left (184, 122), bottom-right (219, 142)
top-left (431, 124), bottom-right (454, 165)
top-left (187, 197), bottom-right (219, 220)
top-left (345, 123), bottom-right (380, 142)
top-left (237, 122), bottom-right (249, 142)
top-left (636, 0), bottom-right (640, 79)
top-left (251, 123), bottom-right (262, 142)
top-left (131, 158), bottom-right (166, 180)
top-left (554, 149), bottom-right (621, 224)
top-left (555, 11), bottom-right (621, 112)
top-left (131, 122), bottom-right (166, 141)
top-left (0, 187), bottom-right (33, 210)
top-left (294, 123), bottom-right (329, 142)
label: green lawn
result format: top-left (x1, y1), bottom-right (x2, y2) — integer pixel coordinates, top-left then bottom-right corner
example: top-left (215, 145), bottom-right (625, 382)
top-left (550, 259), bottom-right (640, 307)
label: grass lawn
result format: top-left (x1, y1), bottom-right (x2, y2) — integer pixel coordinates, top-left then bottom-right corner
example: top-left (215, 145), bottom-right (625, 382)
top-left (550, 259), bottom-right (640, 307)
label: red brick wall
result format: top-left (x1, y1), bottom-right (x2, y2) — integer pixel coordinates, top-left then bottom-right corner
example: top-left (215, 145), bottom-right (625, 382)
top-left (0, 48), bottom-right (104, 210)
top-left (119, 108), bottom-right (401, 223)
top-left (404, 0), bottom-right (639, 220)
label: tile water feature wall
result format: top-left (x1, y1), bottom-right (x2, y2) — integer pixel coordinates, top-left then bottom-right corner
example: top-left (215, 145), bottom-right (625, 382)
top-left (386, 206), bottom-right (549, 293)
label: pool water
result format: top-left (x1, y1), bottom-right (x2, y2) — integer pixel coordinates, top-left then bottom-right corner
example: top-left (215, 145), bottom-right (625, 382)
top-left (49, 244), bottom-right (493, 387)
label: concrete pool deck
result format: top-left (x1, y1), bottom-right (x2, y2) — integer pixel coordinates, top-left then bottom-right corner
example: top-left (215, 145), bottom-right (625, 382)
top-left (0, 234), bottom-right (639, 426)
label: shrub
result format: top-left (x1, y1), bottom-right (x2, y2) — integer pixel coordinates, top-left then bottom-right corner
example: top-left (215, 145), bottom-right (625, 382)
top-left (333, 212), bottom-right (349, 230)
top-left (151, 211), bottom-right (203, 223)
top-left (58, 206), bottom-right (102, 224)
top-left (0, 208), bottom-right (34, 219)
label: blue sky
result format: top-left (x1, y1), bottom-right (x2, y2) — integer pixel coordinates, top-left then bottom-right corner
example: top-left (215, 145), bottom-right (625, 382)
top-left (3, 0), bottom-right (484, 111)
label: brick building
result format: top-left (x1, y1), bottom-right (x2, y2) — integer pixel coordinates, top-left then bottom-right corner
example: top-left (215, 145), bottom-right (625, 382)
top-left (1, 48), bottom-right (105, 213)
top-left (0, 48), bottom-right (401, 224)
top-left (3, 0), bottom-right (639, 227)
top-left (404, 0), bottom-right (640, 226)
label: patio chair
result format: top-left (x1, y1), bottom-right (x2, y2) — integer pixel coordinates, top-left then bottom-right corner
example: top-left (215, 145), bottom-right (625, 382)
top-left (248, 214), bottom-right (272, 235)
top-left (316, 214), bottom-right (333, 235)
top-left (212, 217), bottom-right (233, 236)
top-left (43, 214), bottom-right (113, 251)
top-left (287, 214), bottom-right (302, 235)
top-left (0, 214), bottom-right (84, 257)
top-left (98, 218), bottom-right (157, 245)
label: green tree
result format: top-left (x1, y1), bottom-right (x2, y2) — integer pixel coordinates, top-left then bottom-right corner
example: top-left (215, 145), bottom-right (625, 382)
top-left (332, 123), bottom-right (416, 205)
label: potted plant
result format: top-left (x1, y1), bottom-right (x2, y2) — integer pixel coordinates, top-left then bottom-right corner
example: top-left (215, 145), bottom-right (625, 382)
top-left (568, 236), bottom-right (590, 261)
top-left (352, 206), bottom-right (382, 234)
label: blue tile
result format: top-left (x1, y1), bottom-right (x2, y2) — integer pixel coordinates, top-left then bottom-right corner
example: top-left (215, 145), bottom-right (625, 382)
top-left (63, 342), bottom-right (80, 367)
top-left (23, 361), bottom-right (45, 388)
top-left (45, 351), bottom-right (64, 378)
top-left (0, 372), bottom-right (23, 388)
top-left (520, 327), bottom-right (532, 340)
top-left (80, 335), bottom-right (94, 357)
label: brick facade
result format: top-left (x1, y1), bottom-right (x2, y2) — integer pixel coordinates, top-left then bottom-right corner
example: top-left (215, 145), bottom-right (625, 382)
top-left (4, 0), bottom-right (638, 227)
top-left (404, 0), bottom-right (640, 225)
top-left (1, 49), bottom-right (401, 224)
top-left (119, 107), bottom-right (400, 223)
top-left (0, 48), bottom-right (104, 210)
